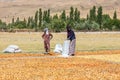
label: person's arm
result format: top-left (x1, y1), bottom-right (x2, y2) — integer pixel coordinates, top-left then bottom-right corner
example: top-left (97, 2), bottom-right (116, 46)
top-left (42, 34), bottom-right (45, 39)
top-left (50, 33), bottom-right (53, 40)
top-left (67, 30), bottom-right (75, 40)
top-left (67, 32), bottom-right (71, 40)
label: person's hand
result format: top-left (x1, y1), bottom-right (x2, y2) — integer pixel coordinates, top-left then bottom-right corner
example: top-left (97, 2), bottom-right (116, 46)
top-left (67, 38), bottom-right (70, 40)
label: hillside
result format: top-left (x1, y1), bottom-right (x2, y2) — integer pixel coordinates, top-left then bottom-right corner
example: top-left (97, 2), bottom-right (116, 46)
top-left (0, 0), bottom-right (120, 23)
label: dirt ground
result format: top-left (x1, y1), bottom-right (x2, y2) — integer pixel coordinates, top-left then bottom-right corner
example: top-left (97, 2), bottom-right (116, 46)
top-left (0, 50), bottom-right (120, 80)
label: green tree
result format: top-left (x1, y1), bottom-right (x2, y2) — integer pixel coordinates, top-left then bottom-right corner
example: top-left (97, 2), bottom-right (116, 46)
top-left (34, 10), bottom-right (38, 31)
top-left (12, 17), bottom-right (15, 24)
top-left (92, 6), bottom-right (96, 21)
top-left (74, 8), bottom-right (80, 22)
top-left (13, 17), bottom-right (19, 29)
top-left (16, 17), bottom-right (20, 22)
top-left (38, 8), bottom-right (42, 30)
top-left (89, 9), bottom-right (93, 21)
top-left (43, 9), bottom-right (51, 23)
top-left (82, 20), bottom-right (100, 31)
top-left (103, 19), bottom-right (120, 31)
top-left (86, 14), bottom-right (89, 20)
top-left (89, 6), bottom-right (96, 21)
top-left (23, 18), bottom-right (27, 28)
top-left (70, 6), bottom-right (74, 21)
top-left (113, 10), bottom-right (117, 19)
top-left (97, 6), bottom-right (103, 29)
top-left (30, 17), bottom-right (35, 29)
top-left (11, 17), bottom-right (15, 29)
top-left (52, 19), bottom-right (65, 32)
top-left (43, 11), bottom-right (47, 22)
top-left (53, 14), bottom-right (59, 20)
top-left (83, 20), bottom-right (91, 31)
top-left (60, 10), bottom-right (66, 21)
top-left (67, 7), bottom-right (75, 28)
top-left (0, 20), bottom-right (7, 31)
top-left (27, 17), bottom-right (31, 28)
top-left (77, 11), bottom-right (80, 22)
top-left (15, 21), bottom-right (26, 29)
top-left (102, 14), bottom-right (111, 30)
top-left (27, 16), bottom-right (35, 29)
top-left (47, 9), bottom-right (50, 23)
top-left (112, 19), bottom-right (120, 30)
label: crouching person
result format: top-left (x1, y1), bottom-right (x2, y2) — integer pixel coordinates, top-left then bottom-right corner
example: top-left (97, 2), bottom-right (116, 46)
top-left (42, 28), bottom-right (53, 54)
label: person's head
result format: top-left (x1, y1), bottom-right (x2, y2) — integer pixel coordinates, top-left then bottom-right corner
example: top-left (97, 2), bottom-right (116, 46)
top-left (66, 24), bottom-right (71, 32)
top-left (44, 28), bottom-right (49, 34)
top-left (44, 28), bottom-right (48, 31)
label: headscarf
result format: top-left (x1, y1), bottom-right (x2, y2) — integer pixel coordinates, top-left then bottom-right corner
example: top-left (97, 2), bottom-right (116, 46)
top-left (44, 28), bottom-right (49, 35)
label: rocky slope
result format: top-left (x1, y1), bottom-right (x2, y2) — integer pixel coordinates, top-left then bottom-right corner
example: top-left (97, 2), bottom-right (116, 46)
top-left (0, 0), bottom-right (120, 23)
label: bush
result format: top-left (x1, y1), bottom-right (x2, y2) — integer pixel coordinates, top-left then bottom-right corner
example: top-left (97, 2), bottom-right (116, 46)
top-left (91, 21), bottom-right (100, 31)
top-left (52, 19), bottom-right (66, 32)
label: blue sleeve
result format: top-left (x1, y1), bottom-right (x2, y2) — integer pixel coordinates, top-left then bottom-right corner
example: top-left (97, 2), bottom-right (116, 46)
top-left (68, 30), bottom-right (76, 41)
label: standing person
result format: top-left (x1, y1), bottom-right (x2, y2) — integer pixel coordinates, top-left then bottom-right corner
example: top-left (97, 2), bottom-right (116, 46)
top-left (42, 28), bottom-right (53, 54)
top-left (66, 25), bottom-right (76, 56)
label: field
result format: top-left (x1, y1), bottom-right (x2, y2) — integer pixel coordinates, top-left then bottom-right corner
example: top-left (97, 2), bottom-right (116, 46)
top-left (0, 32), bottom-right (120, 80)
top-left (0, 32), bottom-right (120, 53)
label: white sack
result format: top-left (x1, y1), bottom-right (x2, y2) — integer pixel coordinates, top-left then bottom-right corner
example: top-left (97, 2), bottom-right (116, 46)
top-left (3, 45), bottom-right (22, 53)
top-left (62, 40), bottom-right (70, 57)
top-left (54, 44), bottom-right (63, 53)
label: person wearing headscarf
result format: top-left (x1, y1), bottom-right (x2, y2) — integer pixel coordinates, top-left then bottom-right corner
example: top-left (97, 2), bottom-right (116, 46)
top-left (42, 28), bottom-right (53, 54)
top-left (66, 25), bottom-right (76, 56)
